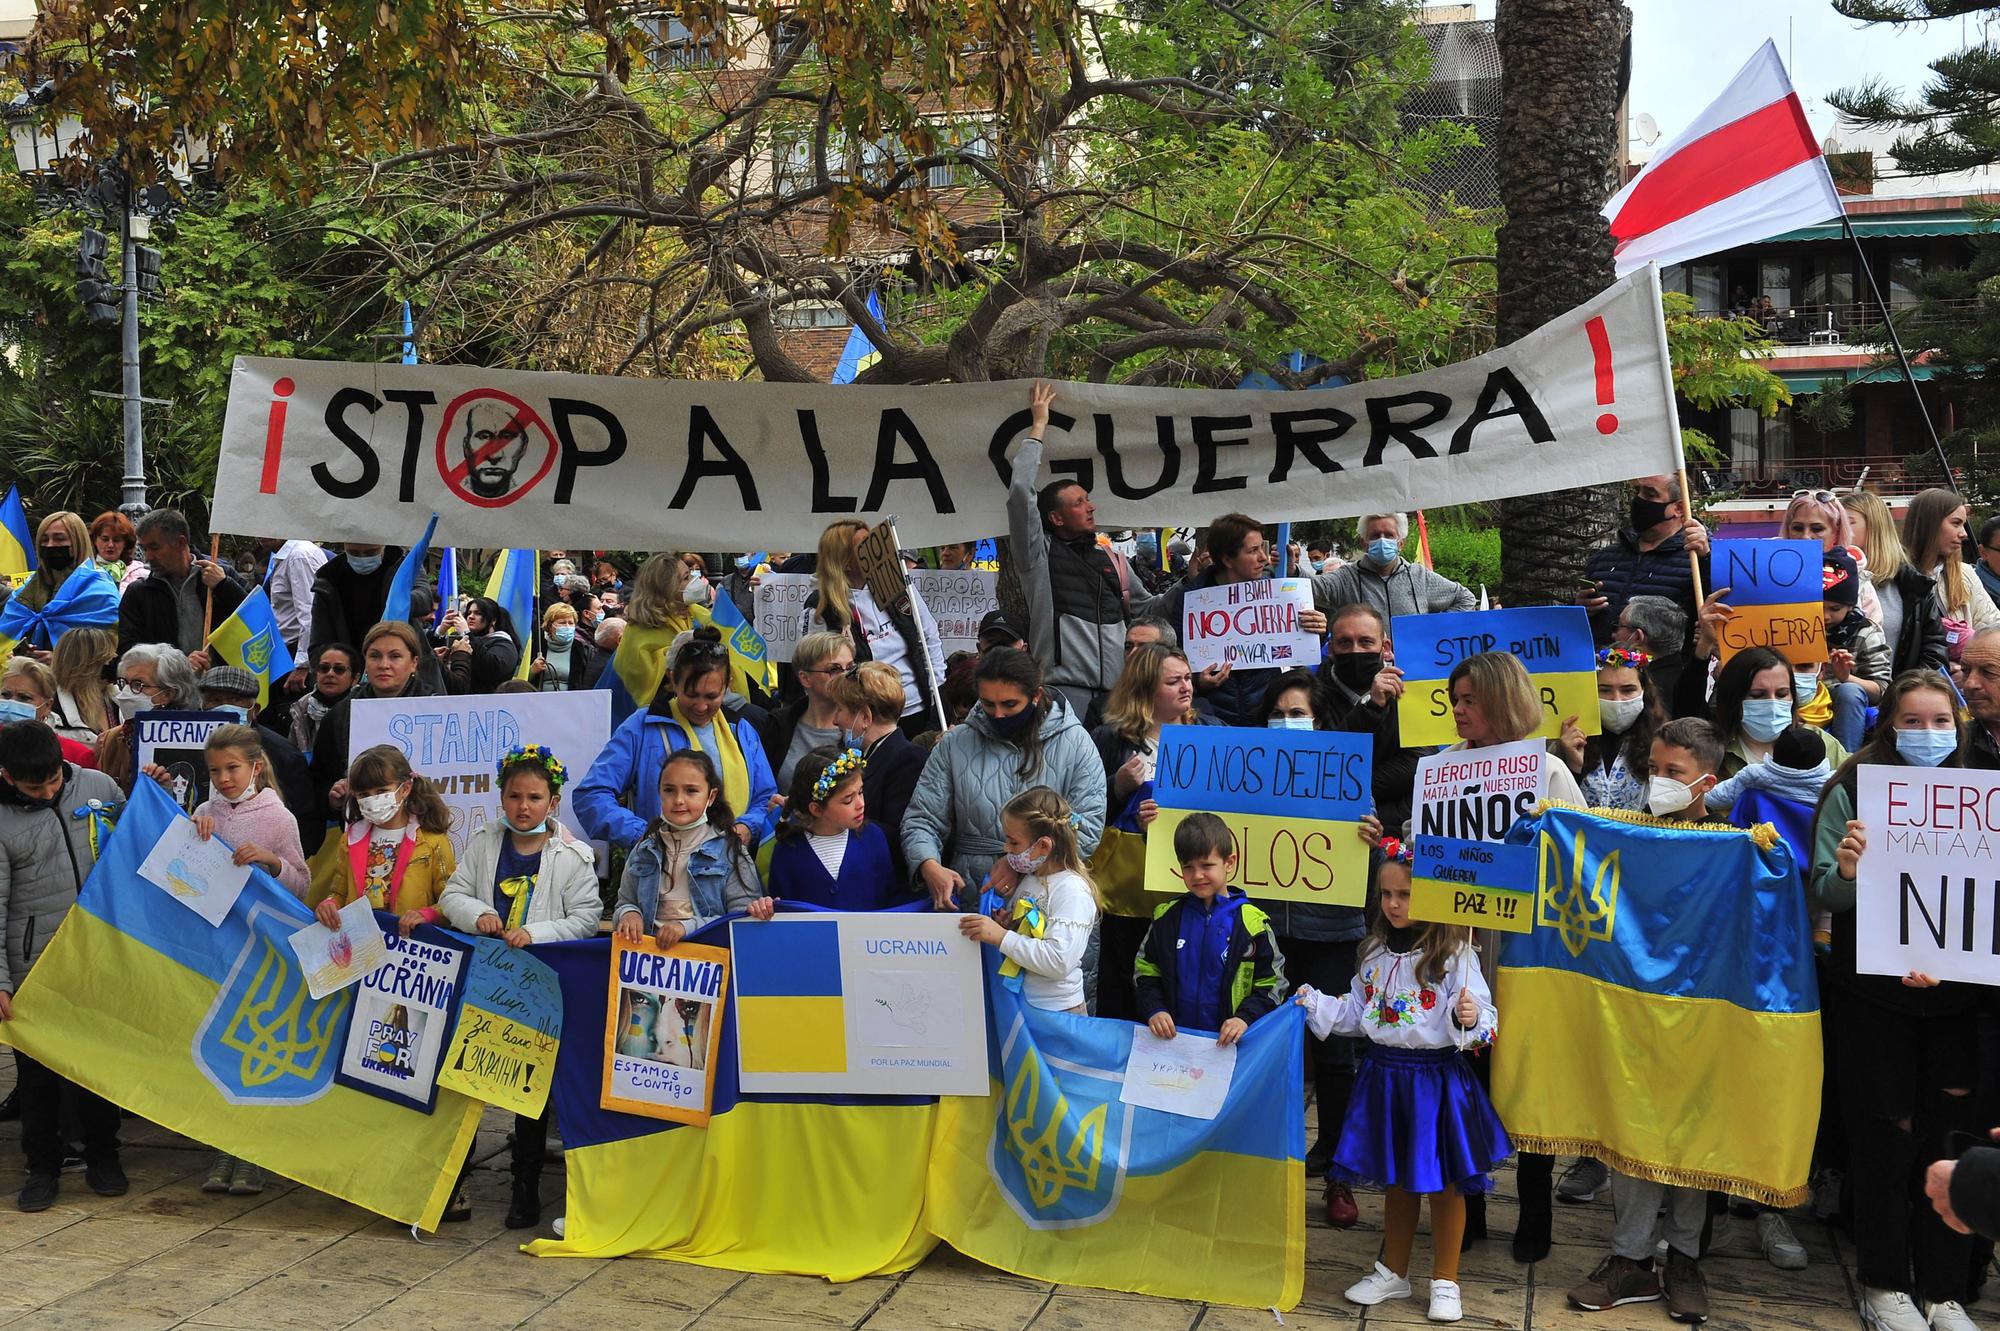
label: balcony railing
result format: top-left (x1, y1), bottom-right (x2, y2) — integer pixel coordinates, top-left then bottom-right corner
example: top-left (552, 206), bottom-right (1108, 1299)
top-left (1692, 454), bottom-right (1963, 500)
top-left (1725, 297), bottom-right (1980, 347)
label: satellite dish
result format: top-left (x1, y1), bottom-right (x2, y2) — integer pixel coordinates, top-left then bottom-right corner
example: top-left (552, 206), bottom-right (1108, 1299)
top-left (1636, 112), bottom-right (1661, 146)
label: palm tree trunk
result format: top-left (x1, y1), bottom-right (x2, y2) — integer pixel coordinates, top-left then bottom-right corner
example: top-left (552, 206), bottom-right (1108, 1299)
top-left (1494, 0), bottom-right (1631, 606)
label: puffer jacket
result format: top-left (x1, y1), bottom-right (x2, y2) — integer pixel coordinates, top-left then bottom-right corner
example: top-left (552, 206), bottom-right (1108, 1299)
top-left (1007, 435), bottom-right (1160, 697)
top-left (571, 698), bottom-right (779, 851)
top-left (0, 763), bottom-right (124, 993)
top-left (613, 827), bottom-right (763, 931)
top-left (902, 692), bottom-right (1107, 891)
top-left (439, 821), bottom-right (602, 943)
top-left (1583, 527), bottom-right (1707, 642)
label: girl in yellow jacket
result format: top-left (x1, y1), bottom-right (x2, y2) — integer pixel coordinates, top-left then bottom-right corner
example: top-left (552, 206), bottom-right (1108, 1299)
top-left (306, 745), bottom-right (458, 934)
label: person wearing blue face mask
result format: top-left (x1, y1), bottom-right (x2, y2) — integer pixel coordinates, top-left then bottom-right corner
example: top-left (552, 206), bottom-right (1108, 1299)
top-left (197, 665), bottom-right (318, 854)
top-left (1704, 647), bottom-right (1849, 781)
top-left (0, 659), bottom-right (101, 772)
top-left (1310, 513), bottom-right (1477, 633)
top-left (303, 541), bottom-right (406, 666)
top-left (1811, 670), bottom-right (1975, 1331)
top-left (528, 603), bottom-right (603, 693)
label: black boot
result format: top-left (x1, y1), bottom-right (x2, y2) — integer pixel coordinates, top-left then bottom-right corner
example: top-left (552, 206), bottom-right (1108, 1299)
top-left (506, 1111), bottom-right (547, 1230)
top-left (1512, 1152), bottom-right (1554, 1263)
top-left (505, 1176), bottom-right (541, 1230)
top-left (1462, 1190), bottom-right (1488, 1250)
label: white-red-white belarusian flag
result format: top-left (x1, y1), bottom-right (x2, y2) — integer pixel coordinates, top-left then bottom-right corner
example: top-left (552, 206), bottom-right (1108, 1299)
top-left (1605, 40), bottom-right (1843, 277)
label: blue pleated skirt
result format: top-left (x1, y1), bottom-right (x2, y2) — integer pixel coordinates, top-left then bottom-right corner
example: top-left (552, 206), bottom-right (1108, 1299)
top-left (1331, 1044), bottom-right (1512, 1195)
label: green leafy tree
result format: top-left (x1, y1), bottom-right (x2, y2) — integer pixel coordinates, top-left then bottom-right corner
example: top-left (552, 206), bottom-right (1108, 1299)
top-left (1828, 2), bottom-right (2000, 176)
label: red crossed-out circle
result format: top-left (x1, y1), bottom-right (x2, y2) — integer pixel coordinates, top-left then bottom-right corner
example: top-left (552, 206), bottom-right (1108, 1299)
top-left (434, 388), bottom-right (557, 509)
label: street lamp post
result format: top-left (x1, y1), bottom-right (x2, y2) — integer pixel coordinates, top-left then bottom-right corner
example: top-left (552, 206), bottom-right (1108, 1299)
top-left (116, 182), bottom-right (144, 517)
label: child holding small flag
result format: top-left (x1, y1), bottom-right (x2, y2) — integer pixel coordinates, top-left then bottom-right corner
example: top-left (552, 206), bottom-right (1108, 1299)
top-left (1132, 813), bottom-right (1284, 1047)
top-left (1294, 837), bottom-right (1506, 1325)
top-left (957, 786), bottom-right (1098, 1014)
top-left (439, 744), bottom-right (602, 1228)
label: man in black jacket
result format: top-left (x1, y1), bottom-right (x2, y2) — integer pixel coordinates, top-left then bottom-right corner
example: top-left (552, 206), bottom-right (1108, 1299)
top-left (1312, 604), bottom-right (1426, 833)
top-left (1581, 475), bottom-right (1711, 645)
top-left (120, 509), bottom-right (245, 657)
top-left (305, 544), bottom-right (401, 662)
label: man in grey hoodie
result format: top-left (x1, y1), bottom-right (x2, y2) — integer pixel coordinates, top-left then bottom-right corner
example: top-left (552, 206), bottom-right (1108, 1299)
top-left (0, 721), bottom-right (127, 1212)
top-left (1311, 512), bottom-right (1477, 624)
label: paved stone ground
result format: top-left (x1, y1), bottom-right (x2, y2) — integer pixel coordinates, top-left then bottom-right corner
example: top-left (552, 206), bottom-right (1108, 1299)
top-left (0, 1090), bottom-right (1910, 1330)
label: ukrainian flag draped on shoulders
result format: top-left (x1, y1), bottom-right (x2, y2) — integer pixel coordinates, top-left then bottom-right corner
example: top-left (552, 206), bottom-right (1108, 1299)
top-left (0, 562), bottom-right (119, 660)
top-left (1494, 802), bottom-right (1820, 1205)
top-left (0, 779), bottom-right (480, 1229)
top-left (602, 609), bottom-right (692, 725)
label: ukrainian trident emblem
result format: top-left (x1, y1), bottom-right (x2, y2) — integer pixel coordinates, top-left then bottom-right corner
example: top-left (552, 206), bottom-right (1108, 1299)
top-left (987, 1013), bottom-right (1130, 1228)
top-left (241, 626), bottom-right (273, 675)
top-left (194, 904), bottom-right (349, 1104)
top-left (1538, 826), bottom-right (1620, 958)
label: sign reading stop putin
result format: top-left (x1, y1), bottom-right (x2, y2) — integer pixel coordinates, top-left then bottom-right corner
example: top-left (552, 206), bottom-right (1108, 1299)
top-left (1143, 724), bottom-right (1374, 906)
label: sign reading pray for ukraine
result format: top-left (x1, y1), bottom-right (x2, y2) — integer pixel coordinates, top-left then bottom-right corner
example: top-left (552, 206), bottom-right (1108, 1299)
top-left (335, 922), bottom-right (472, 1113)
top-left (1144, 724), bottom-right (1372, 906)
top-left (1391, 606), bottom-right (1598, 747)
top-left (728, 913), bottom-right (986, 1096)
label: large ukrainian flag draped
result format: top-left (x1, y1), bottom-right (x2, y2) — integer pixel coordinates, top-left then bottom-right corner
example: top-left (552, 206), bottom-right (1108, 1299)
top-left (0, 562), bottom-right (119, 660)
top-left (1, 779), bottom-right (482, 1229)
top-left (928, 963), bottom-right (1306, 1310)
top-left (524, 904), bottom-right (937, 1277)
top-left (1494, 803), bottom-right (1821, 1205)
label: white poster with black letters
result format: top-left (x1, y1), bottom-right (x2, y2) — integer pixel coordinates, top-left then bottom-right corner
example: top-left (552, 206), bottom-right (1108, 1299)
top-left (1855, 765), bottom-right (2000, 987)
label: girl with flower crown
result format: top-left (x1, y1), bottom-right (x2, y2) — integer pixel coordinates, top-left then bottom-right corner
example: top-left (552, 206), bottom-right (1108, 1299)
top-left (765, 746), bottom-right (899, 911)
top-left (1553, 647), bottom-right (1663, 811)
top-left (1294, 837), bottom-right (1509, 1325)
top-left (438, 743), bottom-right (604, 1230)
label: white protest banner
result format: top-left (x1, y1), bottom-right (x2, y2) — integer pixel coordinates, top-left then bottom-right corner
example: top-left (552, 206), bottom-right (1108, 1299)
top-left (335, 925), bottom-right (472, 1113)
top-left (754, 572), bottom-right (815, 663)
top-left (1180, 577), bottom-right (1316, 671)
top-left (913, 568), bottom-right (999, 655)
top-left (214, 269), bottom-right (1682, 548)
top-left (350, 691), bottom-right (611, 859)
top-left (1855, 765), bottom-right (2000, 987)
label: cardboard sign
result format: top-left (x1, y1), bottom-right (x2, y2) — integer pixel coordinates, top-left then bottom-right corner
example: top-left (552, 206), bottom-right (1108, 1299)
top-left (1179, 578), bottom-right (1318, 671)
top-left (1411, 836), bottom-right (1536, 933)
top-left (1412, 740), bottom-right (1549, 843)
top-left (753, 572), bottom-right (816, 663)
top-left (131, 710), bottom-right (232, 813)
top-left (603, 937), bottom-right (729, 1125)
top-left (856, 519), bottom-right (916, 618)
top-left (1855, 766), bottom-right (2000, 987)
top-left (335, 923), bottom-right (472, 1113)
top-left (1717, 602), bottom-right (1827, 666)
top-left (1145, 724), bottom-right (1372, 906)
top-left (437, 936), bottom-right (563, 1118)
top-left (1712, 539), bottom-right (1824, 607)
top-left (1391, 606), bottom-right (1598, 747)
top-left (912, 568), bottom-right (999, 656)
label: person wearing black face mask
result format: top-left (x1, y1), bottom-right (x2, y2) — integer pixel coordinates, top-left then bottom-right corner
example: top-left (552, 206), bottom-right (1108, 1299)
top-left (11, 511), bottom-right (94, 623)
top-left (1309, 605), bottom-right (1430, 836)
top-left (1580, 474), bottom-right (1711, 647)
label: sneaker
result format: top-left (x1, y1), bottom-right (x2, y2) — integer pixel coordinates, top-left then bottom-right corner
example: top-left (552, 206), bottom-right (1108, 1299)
top-left (1756, 1211), bottom-right (1808, 1270)
top-left (84, 1158), bottom-right (127, 1197)
top-left (1568, 1254), bottom-right (1662, 1310)
top-left (1559, 1157), bottom-right (1610, 1204)
top-left (202, 1155), bottom-right (234, 1193)
top-left (16, 1172), bottom-right (57, 1213)
top-left (1925, 1301), bottom-right (1980, 1331)
top-left (227, 1160), bottom-right (264, 1196)
top-left (59, 1151), bottom-right (85, 1174)
top-left (1861, 1288), bottom-right (1930, 1331)
top-left (550, 1214), bottom-right (565, 1239)
top-left (441, 1184), bottom-right (471, 1224)
top-left (1345, 1261), bottom-right (1413, 1307)
top-left (1428, 1278), bottom-right (1463, 1323)
top-left (1324, 1181), bottom-right (1359, 1228)
top-left (1664, 1252), bottom-right (1710, 1324)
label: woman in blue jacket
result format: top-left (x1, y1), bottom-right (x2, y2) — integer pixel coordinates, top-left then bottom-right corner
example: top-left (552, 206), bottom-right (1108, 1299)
top-left (573, 627), bottom-right (779, 852)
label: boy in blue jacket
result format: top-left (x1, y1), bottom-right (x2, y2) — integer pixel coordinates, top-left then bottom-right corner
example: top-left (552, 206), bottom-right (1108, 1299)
top-left (1133, 812), bottom-right (1285, 1044)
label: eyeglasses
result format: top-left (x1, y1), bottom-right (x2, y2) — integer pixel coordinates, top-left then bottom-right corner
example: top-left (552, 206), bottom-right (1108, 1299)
top-left (315, 662), bottom-right (353, 674)
top-left (114, 678), bottom-right (168, 694)
top-left (800, 664), bottom-right (854, 678)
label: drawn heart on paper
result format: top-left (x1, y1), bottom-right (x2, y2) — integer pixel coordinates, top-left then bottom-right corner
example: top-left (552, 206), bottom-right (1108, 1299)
top-left (1187, 1067), bottom-right (1204, 1081)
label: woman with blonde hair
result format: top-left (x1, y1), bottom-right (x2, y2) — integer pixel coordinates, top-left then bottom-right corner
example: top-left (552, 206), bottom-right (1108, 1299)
top-left (800, 519), bottom-right (946, 736)
top-left (528, 601), bottom-right (602, 692)
top-left (49, 624), bottom-right (116, 740)
top-left (600, 552), bottom-right (696, 724)
top-left (1901, 487), bottom-right (2000, 659)
top-left (1844, 489), bottom-right (1947, 677)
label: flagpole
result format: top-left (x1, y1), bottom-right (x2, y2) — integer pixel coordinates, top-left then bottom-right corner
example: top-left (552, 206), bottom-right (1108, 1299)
top-left (1842, 213), bottom-right (1955, 485)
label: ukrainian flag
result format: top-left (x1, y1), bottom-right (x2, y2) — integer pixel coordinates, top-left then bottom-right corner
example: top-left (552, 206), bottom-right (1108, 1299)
top-left (0, 562), bottom-right (118, 659)
top-left (487, 547), bottom-right (538, 681)
top-left (382, 511), bottom-right (438, 628)
top-left (1, 779), bottom-right (481, 1229)
top-left (693, 595), bottom-right (778, 699)
top-left (602, 616), bottom-right (688, 726)
top-left (733, 916), bottom-right (846, 1074)
top-left (1494, 802), bottom-right (1821, 1205)
top-left (926, 962), bottom-right (1306, 1310)
top-left (0, 485), bottom-right (32, 585)
top-left (523, 904), bottom-right (938, 1277)
top-left (207, 587), bottom-right (297, 709)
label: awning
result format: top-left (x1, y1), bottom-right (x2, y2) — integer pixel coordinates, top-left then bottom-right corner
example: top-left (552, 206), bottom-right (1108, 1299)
top-left (1765, 216), bottom-right (1991, 242)
top-left (1776, 363), bottom-right (1941, 391)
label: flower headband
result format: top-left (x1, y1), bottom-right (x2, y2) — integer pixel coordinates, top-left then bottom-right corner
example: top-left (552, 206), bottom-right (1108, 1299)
top-left (1597, 646), bottom-right (1652, 670)
top-left (498, 743), bottom-right (568, 793)
top-left (812, 748), bottom-right (866, 802)
top-left (1378, 836), bottom-right (1414, 865)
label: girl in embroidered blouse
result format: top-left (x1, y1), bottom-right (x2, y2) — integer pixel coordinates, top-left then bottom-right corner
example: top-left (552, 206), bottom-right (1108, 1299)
top-left (1293, 841), bottom-right (1510, 1325)
top-left (765, 746), bottom-right (900, 911)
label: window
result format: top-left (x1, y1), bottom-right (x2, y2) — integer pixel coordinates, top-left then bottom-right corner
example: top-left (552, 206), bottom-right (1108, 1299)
top-left (927, 123), bottom-right (995, 188)
top-left (653, 18), bottom-right (721, 70)
top-left (1758, 258), bottom-right (1795, 312)
top-left (772, 133), bottom-right (814, 194)
top-left (1889, 252), bottom-right (1925, 309)
top-left (772, 303), bottom-right (850, 329)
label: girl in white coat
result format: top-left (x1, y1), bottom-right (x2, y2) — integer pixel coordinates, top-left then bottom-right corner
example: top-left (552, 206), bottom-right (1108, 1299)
top-left (438, 744), bottom-right (602, 1230)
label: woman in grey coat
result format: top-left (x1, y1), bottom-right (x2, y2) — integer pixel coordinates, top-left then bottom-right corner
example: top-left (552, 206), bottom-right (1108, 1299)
top-left (904, 648), bottom-right (1106, 909)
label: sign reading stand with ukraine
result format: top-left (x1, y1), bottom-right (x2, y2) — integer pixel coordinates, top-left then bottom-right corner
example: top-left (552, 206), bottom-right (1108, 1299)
top-left (1144, 724), bottom-right (1372, 906)
top-left (1392, 606), bottom-right (1598, 747)
top-left (730, 914), bottom-right (986, 1096)
top-left (1492, 803), bottom-right (1820, 1204)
